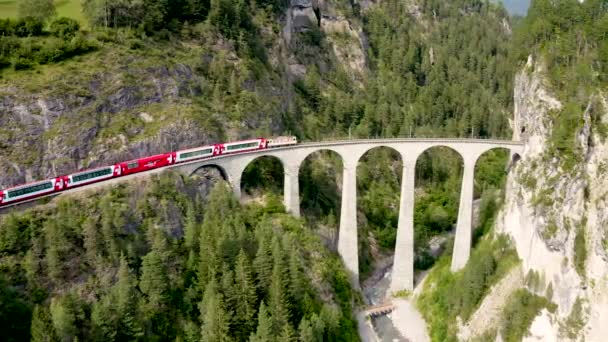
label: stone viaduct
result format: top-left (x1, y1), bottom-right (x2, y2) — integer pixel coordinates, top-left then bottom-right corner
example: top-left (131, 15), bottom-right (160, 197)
top-left (175, 139), bottom-right (524, 293)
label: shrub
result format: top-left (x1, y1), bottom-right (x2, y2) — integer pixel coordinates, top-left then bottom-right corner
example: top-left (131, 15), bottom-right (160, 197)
top-left (573, 225), bottom-right (587, 277)
top-left (500, 289), bottom-right (556, 342)
top-left (13, 17), bottom-right (44, 37)
top-left (0, 56), bottom-right (10, 70)
top-left (559, 297), bottom-right (586, 338)
top-left (0, 36), bottom-right (21, 57)
top-left (417, 235), bottom-right (520, 341)
top-left (49, 17), bottom-right (80, 38)
top-left (0, 19), bottom-right (15, 36)
top-left (13, 58), bottom-right (33, 70)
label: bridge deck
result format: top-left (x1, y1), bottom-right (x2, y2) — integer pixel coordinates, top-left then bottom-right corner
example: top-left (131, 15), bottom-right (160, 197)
top-left (365, 302), bottom-right (396, 317)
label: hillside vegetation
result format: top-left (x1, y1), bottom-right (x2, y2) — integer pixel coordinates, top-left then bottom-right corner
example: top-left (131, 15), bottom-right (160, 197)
top-left (0, 173), bottom-right (359, 341)
top-left (0, 0), bottom-right (538, 340)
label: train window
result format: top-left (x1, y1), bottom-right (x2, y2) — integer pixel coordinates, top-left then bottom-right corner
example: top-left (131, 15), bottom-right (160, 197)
top-left (71, 168), bottom-right (113, 183)
top-left (6, 181), bottom-right (54, 199)
top-left (226, 142), bottom-right (259, 151)
top-left (127, 162), bottom-right (139, 170)
top-left (180, 148), bottom-right (213, 159)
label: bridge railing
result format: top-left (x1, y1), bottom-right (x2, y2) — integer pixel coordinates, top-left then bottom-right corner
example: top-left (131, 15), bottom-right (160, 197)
top-left (309, 134), bottom-right (509, 141)
top-left (295, 135), bottom-right (523, 145)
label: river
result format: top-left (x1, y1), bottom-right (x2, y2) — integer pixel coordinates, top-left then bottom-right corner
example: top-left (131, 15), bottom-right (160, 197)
top-left (361, 257), bottom-right (409, 342)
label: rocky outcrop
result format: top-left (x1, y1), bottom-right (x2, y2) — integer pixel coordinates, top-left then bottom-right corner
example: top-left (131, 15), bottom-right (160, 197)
top-left (0, 64), bottom-right (213, 188)
top-left (464, 55), bottom-right (608, 341)
top-left (292, 0), bottom-right (320, 32)
top-left (284, 0), bottom-right (321, 44)
top-left (321, 15), bottom-right (367, 77)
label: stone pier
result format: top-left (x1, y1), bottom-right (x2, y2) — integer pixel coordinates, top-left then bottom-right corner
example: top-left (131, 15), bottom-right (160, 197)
top-left (451, 156), bottom-right (478, 272)
top-left (338, 158), bottom-right (360, 287)
top-left (390, 156), bottom-right (417, 293)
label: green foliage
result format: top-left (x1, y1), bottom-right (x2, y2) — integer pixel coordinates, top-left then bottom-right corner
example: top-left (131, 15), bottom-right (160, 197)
top-left (0, 274), bottom-right (32, 341)
top-left (559, 297), bottom-right (586, 339)
top-left (514, 0), bottom-right (608, 171)
top-left (0, 16), bottom-right (97, 72)
top-left (417, 235), bottom-right (520, 341)
top-left (573, 224), bottom-right (587, 277)
top-left (500, 289), bottom-right (556, 342)
top-left (0, 173), bottom-right (359, 341)
top-left (30, 305), bottom-right (56, 342)
top-left (291, 0), bottom-right (513, 139)
top-left (49, 17), bottom-right (80, 38)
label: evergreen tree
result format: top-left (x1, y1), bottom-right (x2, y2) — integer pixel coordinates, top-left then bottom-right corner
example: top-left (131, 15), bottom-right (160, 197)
top-left (91, 294), bottom-right (119, 341)
top-left (115, 255), bottom-right (143, 339)
top-left (50, 293), bottom-right (83, 341)
top-left (269, 238), bottom-right (290, 335)
top-left (200, 278), bottom-right (231, 342)
top-left (249, 301), bottom-right (272, 342)
top-left (0, 274), bottom-right (32, 341)
top-left (31, 305), bottom-right (56, 342)
top-left (285, 236), bottom-right (306, 321)
top-left (140, 250), bottom-right (169, 310)
top-left (184, 202), bottom-right (200, 252)
top-left (82, 216), bottom-right (100, 267)
top-left (298, 318), bottom-right (315, 342)
top-left (253, 233), bottom-right (273, 296)
top-left (44, 217), bottom-right (72, 284)
top-left (233, 250), bottom-right (258, 339)
top-left (278, 324), bottom-right (296, 342)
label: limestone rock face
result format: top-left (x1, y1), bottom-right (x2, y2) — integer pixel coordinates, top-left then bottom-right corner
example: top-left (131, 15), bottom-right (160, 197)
top-left (0, 64), bottom-right (215, 189)
top-left (290, 0), bottom-right (320, 33)
top-left (463, 55), bottom-right (608, 341)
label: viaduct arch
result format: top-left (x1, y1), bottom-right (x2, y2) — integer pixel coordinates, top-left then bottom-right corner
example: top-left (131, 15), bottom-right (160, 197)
top-left (175, 139), bottom-right (524, 293)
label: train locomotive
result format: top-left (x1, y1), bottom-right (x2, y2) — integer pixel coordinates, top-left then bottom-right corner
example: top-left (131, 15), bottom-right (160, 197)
top-left (0, 136), bottom-right (298, 207)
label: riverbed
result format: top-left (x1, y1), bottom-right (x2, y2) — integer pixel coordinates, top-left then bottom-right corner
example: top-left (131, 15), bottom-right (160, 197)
top-left (361, 255), bottom-right (430, 342)
top-left (361, 257), bottom-right (409, 341)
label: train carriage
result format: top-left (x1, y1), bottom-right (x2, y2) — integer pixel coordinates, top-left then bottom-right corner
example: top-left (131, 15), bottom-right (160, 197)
top-left (267, 136), bottom-right (297, 148)
top-left (118, 153), bottom-right (176, 176)
top-left (0, 178), bottom-right (64, 205)
top-left (222, 138), bottom-right (267, 154)
top-left (66, 165), bottom-right (121, 188)
top-left (175, 144), bottom-right (218, 163)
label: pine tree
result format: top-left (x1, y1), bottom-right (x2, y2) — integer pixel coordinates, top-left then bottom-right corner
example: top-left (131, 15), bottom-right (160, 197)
top-left (50, 294), bottom-right (81, 341)
top-left (200, 278), bottom-right (231, 342)
top-left (253, 234), bottom-right (273, 296)
top-left (220, 265), bottom-right (236, 331)
top-left (140, 250), bottom-right (169, 310)
top-left (115, 255), bottom-right (143, 339)
top-left (30, 305), bottom-right (57, 342)
top-left (184, 202), bottom-right (200, 252)
top-left (249, 301), bottom-right (272, 342)
top-left (91, 293), bottom-right (118, 341)
top-left (183, 320), bottom-right (200, 342)
top-left (233, 250), bottom-right (258, 339)
top-left (298, 318), bottom-right (315, 342)
top-left (269, 238), bottom-right (290, 335)
top-left (277, 324), bottom-right (296, 342)
top-left (285, 236), bottom-right (306, 321)
top-left (82, 216), bottom-right (100, 267)
top-left (45, 218), bottom-right (70, 284)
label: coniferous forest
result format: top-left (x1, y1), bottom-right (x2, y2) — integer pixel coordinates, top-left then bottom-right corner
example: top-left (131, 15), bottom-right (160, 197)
top-left (0, 173), bottom-right (359, 341)
top-left (1, 0), bottom-right (605, 340)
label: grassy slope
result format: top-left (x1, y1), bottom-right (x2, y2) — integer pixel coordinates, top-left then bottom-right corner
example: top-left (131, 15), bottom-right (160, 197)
top-left (0, 0), bottom-right (85, 23)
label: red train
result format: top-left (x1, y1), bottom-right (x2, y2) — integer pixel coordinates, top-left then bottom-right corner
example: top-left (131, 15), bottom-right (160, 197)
top-left (0, 137), bottom-right (297, 207)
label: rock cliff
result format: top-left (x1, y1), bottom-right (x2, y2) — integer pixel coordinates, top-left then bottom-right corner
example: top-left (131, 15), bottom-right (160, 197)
top-left (464, 55), bottom-right (608, 341)
top-left (0, 0), bottom-right (368, 190)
